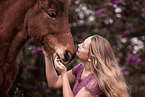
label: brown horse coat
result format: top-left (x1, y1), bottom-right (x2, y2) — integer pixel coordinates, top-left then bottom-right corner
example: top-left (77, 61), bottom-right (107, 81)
top-left (0, 0), bottom-right (75, 96)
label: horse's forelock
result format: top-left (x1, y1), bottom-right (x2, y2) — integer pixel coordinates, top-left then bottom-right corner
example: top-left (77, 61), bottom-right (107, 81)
top-left (51, 0), bottom-right (72, 8)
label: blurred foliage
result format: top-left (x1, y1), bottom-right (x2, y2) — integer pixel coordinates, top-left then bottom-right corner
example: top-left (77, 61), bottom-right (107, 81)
top-left (9, 0), bottom-right (145, 97)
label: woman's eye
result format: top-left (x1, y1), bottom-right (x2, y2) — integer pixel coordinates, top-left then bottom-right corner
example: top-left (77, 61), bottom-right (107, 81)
top-left (82, 44), bottom-right (84, 48)
top-left (48, 13), bottom-right (56, 18)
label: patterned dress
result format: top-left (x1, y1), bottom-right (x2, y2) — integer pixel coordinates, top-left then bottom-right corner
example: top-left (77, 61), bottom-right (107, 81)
top-left (72, 63), bottom-right (106, 97)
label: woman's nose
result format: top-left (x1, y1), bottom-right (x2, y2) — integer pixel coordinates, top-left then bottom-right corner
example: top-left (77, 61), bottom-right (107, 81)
top-left (78, 44), bottom-right (81, 47)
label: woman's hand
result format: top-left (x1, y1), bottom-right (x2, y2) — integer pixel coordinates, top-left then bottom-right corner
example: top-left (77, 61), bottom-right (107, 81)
top-left (54, 56), bottom-right (67, 76)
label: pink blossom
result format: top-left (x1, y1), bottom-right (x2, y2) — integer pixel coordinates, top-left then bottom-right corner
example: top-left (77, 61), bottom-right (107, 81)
top-left (129, 44), bottom-right (135, 54)
top-left (135, 58), bottom-right (142, 65)
top-left (123, 71), bottom-right (129, 75)
top-left (116, 35), bottom-right (122, 40)
top-left (123, 30), bottom-right (130, 36)
top-left (126, 54), bottom-right (133, 65)
top-left (108, 0), bottom-right (122, 4)
top-left (96, 8), bottom-right (106, 18)
top-left (127, 24), bottom-right (132, 30)
top-left (119, 22), bottom-right (123, 27)
top-left (132, 55), bottom-right (139, 63)
top-left (120, 66), bottom-right (126, 71)
top-left (120, 66), bottom-right (129, 76)
top-left (123, 9), bottom-right (133, 16)
top-left (126, 54), bottom-right (142, 65)
top-left (116, 57), bottom-right (120, 63)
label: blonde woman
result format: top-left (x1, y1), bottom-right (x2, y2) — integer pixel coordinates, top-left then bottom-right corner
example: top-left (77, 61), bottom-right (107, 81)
top-left (42, 35), bottom-right (129, 97)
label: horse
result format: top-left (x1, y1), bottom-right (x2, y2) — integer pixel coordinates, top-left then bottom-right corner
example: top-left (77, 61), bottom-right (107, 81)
top-left (0, 0), bottom-right (76, 96)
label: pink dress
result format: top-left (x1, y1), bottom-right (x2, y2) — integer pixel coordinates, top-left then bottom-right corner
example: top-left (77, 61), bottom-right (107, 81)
top-left (72, 63), bottom-right (105, 97)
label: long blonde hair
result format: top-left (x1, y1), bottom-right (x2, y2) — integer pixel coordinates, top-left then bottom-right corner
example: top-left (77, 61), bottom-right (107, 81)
top-left (88, 35), bottom-right (130, 97)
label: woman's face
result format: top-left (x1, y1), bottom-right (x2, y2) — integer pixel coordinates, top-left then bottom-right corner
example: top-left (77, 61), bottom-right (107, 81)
top-left (77, 37), bottom-right (92, 61)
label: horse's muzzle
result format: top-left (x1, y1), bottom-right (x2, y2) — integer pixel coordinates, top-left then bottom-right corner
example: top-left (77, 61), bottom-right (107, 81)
top-left (57, 50), bottom-right (76, 65)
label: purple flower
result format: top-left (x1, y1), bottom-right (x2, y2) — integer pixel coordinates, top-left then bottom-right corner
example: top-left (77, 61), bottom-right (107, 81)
top-left (108, 0), bottom-right (122, 4)
top-left (129, 44), bottom-right (135, 54)
top-left (26, 65), bottom-right (34, 70)
top-left (135, 58), bottom-right (142, 65)
top-left (123, 30), bottom-right (130, 36)
top-left (31, 47), bottom-right (41, 54)
top-left (123, 71), bottom-right (129, 76)
top-left (116, 35), bottom-right (122, 40)
top-left (96, 8), bottom-right (106, 18)
top-left (123, 9), bottom-right (133, 16)
top-left (126, 54), bottom-right (133, 65)
top-left (107, 24), bottom-right (113, 30)
top-left (116, 57), bottom-right (120, 63)
top-left (34, 82), bottom-right (41, 90)
top-left (126, 54), bottom-right (142, 65)
top-left (120, 66), bottom-right (129, 76)
top-left (127, 24), bottom-right (132, 30)
top-left (120, 66), bottom-right (126, 71)
top-left (119, 22), bottom-right (123, 27)
top-left (132, 55), bottom-right (139, 63)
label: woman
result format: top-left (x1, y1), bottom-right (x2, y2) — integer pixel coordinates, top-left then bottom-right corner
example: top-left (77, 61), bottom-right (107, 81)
top-left (42, 35), bottom-right (130, 97)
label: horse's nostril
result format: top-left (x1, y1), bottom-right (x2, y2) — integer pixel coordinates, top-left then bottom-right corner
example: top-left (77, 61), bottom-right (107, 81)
top-left (62, 51), bottom-right (76, 64)
top-left (64, 50), bottom-right (73, 60)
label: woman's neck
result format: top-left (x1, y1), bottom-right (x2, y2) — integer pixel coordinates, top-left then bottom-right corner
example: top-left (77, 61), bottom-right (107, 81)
top-left (82, 61), bottom-right (91, 73)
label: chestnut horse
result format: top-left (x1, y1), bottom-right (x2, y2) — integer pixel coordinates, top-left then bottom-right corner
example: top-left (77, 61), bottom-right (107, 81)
top-left (0, 0), bottom-right (76, 96)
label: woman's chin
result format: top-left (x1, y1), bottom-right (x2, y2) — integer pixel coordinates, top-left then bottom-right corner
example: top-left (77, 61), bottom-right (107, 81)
top-left (76, 52), bottom-right (79, 57)
top-left (76, 52), bottom-right (79, 55)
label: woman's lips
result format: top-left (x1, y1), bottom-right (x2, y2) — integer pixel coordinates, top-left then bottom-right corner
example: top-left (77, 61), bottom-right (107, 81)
top-left (77, 49), bottom-right (79, 53)
top-left (77, 48), bottom-right (80, 53)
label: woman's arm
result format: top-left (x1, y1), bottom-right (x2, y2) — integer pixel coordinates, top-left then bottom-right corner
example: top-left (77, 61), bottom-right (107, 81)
top-left (42, 48), bottom-right (75, 89)
top-left (44, 55), bottom-right (60, 88)
top-left (55, 58), bottom-right (74, 97)
top-left (55, 59), bottom-right (95, 97)
top-left (62, 73), bottom-right (74, 97)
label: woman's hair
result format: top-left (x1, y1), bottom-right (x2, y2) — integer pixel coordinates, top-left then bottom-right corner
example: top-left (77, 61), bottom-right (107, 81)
top-left (88, 35), bottom-right (130, 97)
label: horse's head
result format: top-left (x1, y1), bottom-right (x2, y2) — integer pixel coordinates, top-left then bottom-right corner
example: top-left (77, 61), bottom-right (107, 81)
top-left (24, 0), bottom-right (75, 64)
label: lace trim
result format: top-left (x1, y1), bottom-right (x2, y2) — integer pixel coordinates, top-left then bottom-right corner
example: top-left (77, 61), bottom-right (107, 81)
top-left (72, 63), bottom-right (83, 77)
top-left (84, 77), bottom-right (104, 96)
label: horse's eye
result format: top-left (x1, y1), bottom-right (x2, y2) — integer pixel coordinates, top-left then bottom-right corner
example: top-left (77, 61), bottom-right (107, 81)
top-left (51, 33), bottom-right (55, 35)
top-left (48, 13), bottom-right (56, 18)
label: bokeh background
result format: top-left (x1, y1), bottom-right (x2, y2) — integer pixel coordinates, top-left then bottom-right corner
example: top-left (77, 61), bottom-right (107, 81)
top-left (9, 0), bottom-right (145, 97)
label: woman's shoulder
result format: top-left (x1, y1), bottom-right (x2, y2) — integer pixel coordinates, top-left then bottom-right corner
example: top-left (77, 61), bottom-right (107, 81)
top-left (71, 63), bottom-right (84, 76)
top-left (72, 63), bottom-right (84, 71)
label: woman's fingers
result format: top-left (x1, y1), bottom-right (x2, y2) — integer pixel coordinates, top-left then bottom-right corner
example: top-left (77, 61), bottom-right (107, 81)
top-left (55, 61), bottom-right (63, 68)
top-left (54, 56), bottom-right (61, 67)
top-left (54, 56), bottom-right (66, 73)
